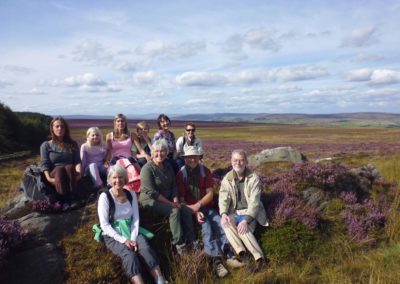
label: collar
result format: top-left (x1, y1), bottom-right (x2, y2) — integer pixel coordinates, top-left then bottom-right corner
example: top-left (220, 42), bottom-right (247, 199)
top-left (226, 167), bottom-right (252, 182)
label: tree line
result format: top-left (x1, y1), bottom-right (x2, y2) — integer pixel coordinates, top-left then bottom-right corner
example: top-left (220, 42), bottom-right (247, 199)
top-left (0, 101), bottom-right (52, 155)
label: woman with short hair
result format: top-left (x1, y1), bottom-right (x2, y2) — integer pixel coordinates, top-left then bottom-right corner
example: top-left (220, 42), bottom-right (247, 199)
top-left (98, 165), bottom-right (166, 284)
top-left (139, 139), bottom-right (195, 255)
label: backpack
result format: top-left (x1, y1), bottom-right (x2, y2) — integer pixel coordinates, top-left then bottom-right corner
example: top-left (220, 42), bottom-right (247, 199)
top-left (115, 158), bottom-right (141, 192)
top-left (20, 164), bottom-right (55, 202)
top-left (92, 188), bottom-right (154, 241)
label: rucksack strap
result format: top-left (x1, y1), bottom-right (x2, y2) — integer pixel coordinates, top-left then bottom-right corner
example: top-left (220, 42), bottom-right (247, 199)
top-left (101, 188), bottom-right (133, 223)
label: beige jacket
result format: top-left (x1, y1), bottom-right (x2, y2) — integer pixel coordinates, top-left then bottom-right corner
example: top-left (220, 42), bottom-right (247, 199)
top-left (218, 168), bottom-right (268, 226)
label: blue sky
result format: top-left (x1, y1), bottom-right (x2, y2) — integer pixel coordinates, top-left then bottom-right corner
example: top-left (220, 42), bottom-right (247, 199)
top-left (0, 0), bottom-right (399, 116)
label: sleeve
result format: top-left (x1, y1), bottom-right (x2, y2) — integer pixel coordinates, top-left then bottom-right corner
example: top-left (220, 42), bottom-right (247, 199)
top-left (245, 175), bottom-right (262, 219)
top-left (176, 136), bottom-right (184, 155)
top-left (80, 144), bottom-right (88, 170)
top-left (218, 178), bottom-right (231, 216)
top-left (98, 193), bottom-right (127, 244)
top-left (40, 141), bottom-right (51, 172)
top-left (130, 192), bottom-right (140, 242)
top-left (140, 164), bottom-right (160, 200)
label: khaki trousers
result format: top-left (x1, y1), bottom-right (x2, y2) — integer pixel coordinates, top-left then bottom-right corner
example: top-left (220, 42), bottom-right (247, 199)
top-left (222, 214), bottom-right (264, 261)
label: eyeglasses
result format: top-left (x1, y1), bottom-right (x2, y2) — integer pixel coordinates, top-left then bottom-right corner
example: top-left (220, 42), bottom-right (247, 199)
top-left (185, 128), bottom-right (195, 132)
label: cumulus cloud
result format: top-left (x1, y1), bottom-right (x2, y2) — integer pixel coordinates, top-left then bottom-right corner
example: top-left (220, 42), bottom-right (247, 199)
top-left (347, 68), bottom-right (372, 81)
top-left (176, 72), bottom-right (228, 87)
top-left (135, 40), bottom-right (206, 60)
top-left (273, 66), bottom-right (329, 81)
top-left (244, 28), bottom-right (281, 51)
top-left (132, 71), bottom-right (159, 85)
top-left (3, 65), bottom-right (34, 74)
top-left (341, 26), bottom-right (379, 47)
top-left (347, 68), bottom-right (400, 84)
top-left (72, 40), bottom-right (114, 64)
top-left (27, 88), bottom-right (46, 95)
top-left (52, 73), bottom-right (107, 88)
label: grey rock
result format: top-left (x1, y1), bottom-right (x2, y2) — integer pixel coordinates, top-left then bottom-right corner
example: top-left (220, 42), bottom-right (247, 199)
top-left (302, 187), bottom-right (330, 212)
top-left (249, 146), bottom-right (306, 166)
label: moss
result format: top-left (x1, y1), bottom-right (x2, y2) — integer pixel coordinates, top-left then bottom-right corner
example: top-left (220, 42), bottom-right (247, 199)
top-left (261, 223), bottom-right (323, 263)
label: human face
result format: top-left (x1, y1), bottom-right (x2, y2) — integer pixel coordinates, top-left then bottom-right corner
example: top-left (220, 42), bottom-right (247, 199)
top-left (152, 148), bottom-right (167, 164)
top-left (88, 131), bottom-right (100, 145)
top-left (231, 153), bottom-right (247, 175)
top-left (137, 127), bottom-right (149, 138)
top-left (160, 118), bottom-right (170, 131)
top-left (52, 120), bottom-right (65, 138)
top-left (115, 118), bottom-right (125, 130)
top-left (109, 172), bottom-right (125, 189)
top-left (185, 126), bottom-right (195, 139)
top-left (184, 155), bottom-right (200, 169)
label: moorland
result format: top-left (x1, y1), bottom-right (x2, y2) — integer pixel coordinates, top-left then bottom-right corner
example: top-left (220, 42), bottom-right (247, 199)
top-left (1, 118), bottom-right (400, 283)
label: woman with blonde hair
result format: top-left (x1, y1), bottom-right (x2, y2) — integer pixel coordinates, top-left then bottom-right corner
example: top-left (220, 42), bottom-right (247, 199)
top-left (106, 114), bottom-right (148, 165)
top-left (132, 121), bottom-right (152, 167)
top-left (80, 127), bottom-right (108, 189)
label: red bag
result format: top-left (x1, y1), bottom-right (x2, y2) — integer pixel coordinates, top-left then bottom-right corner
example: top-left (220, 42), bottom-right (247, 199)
top-left (115, 158), bottom-right (141, 193)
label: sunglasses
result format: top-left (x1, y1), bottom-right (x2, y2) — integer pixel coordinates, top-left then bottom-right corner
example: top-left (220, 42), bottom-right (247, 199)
top-left (185, 128), bottom-right (195, 132)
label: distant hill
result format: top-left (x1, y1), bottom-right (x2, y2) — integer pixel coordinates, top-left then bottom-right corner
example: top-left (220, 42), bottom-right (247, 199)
top-left (63, 112), bottom-right (400, 128)
top-left (172, 112), bottom-right (400, 128)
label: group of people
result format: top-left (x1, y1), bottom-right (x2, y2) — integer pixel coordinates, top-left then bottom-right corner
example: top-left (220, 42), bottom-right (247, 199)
top-left (39, 113), bottom-right (268, 283)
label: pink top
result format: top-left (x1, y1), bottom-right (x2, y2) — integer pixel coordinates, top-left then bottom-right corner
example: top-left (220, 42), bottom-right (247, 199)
top-left (111, 133), bottom-right (133, 158)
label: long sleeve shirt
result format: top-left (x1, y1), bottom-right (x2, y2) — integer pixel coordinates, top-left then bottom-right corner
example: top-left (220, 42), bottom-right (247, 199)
top-left (97, 190), bottom-right (139, 243)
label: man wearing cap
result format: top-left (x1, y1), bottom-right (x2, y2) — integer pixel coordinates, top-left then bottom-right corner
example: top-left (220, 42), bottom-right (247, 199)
top-left (176, 146), bottom-right (244, 278)
top-left (219, 149), bottom-right (268, 272)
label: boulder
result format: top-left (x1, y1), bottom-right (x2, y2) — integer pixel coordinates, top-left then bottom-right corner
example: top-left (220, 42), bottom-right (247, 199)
top-left (0, 242), bottom-right (65, 284)
top-left (249, 147), bottom-right (306, 166)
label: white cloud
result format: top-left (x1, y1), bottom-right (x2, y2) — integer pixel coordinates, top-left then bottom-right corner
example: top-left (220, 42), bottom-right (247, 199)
top-left (52, 73), bottom-right (107, 87)
top-left (347, 69), bottom-right (400, 84)
top-left (71, 40), bottom-right (114, 64)
top-left (132, 71), bottom-right (159, 85)
top-left (273, 66), bottom-right (329, 82)
top-left (135, 40), bottom-right (206, 61)
top-left (341, 26), bottom-right (379, 47)
top-left (347, 68), bottom-right (372, 81)
top-left (244, 28), bottom-right (281, 51)
top-left (27, 88), bottom-right (46, 95)
top-left (370, 69), bottom-right (400, 85)
top-left (176, 72), bottom-right (228, 87)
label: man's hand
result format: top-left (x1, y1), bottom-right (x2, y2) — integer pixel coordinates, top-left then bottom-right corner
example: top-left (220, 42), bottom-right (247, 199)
top-left (221, 214), bottom-right (231, 228)
top-left (237, 220), bottom-right (248, 235)
top-left (124, 240), bottom-right (138, 251)
top-left (187, 202), bottom-right (201, 213)
top-left (196, 211), bottom-right (205, 224)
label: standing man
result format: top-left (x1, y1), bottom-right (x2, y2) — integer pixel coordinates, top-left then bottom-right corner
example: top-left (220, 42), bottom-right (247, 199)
top-left (219, 149), bottom-right (268, 272)
top-left (176, 146), bottom-right (244, 278)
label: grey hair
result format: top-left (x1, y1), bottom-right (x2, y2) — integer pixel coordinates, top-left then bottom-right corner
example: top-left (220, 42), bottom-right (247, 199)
top-left (231, 149), bottom-right (248, 163)
top-left (107, 165), bottom-right (128, 185)
top-left (152, 139), bottom-right (169, 155)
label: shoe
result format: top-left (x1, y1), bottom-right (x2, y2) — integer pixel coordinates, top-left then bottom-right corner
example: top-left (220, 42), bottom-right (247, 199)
top-left (248, 258), bottom-right (267, 273)
top-left (215, 263), bottom-right (229, 278)
top-left (226, 256), bottom-right (245, 268)
top-left (61, 203), bottom-right (70, 212)
top-left (175, 243), bottom-right (188, 256)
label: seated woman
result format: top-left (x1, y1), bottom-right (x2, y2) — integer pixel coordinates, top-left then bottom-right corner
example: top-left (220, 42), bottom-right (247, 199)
top-left (40, 117), bottom-right (82, 210)
top-left (139, 139), bottom-right (195, 255)
top-left (153, 114), bottom-right (177, 172)
top-left (98, 165), bottom-right (166, 284)
top-left (131, 121), bottom-right (152, 168)
top-left (106, 114), bottom-right (148, 165)
top-left (175, 122), bottom-right (203, 170)
top-left (80, 127), bottom-right (108, 190)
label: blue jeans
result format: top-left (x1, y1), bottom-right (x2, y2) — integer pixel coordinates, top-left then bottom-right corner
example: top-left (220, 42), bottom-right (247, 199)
top-left (200, 207), bottom-right (229, 258)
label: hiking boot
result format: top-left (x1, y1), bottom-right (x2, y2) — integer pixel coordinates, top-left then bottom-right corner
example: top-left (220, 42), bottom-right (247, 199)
top-left (175, 243), bottom-right (188, 256)
top-left (248, 258), bottom-right (267, 274)
top-left (226, 256), bottom-right (245, 268)
top-left (215, 263), bottom-right (229, 278)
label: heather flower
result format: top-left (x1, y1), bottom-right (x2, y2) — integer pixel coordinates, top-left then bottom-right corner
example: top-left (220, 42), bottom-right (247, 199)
top-left (0, 217), bottom-right (26, 262)
top-left (31, 200), bottom-right (62, 213)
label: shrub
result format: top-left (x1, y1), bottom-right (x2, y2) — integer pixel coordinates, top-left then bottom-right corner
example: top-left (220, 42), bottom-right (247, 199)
top-left (261, 223), bottom-right (323, 262)
top-left (0, 216), bottom-right (26, 263)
